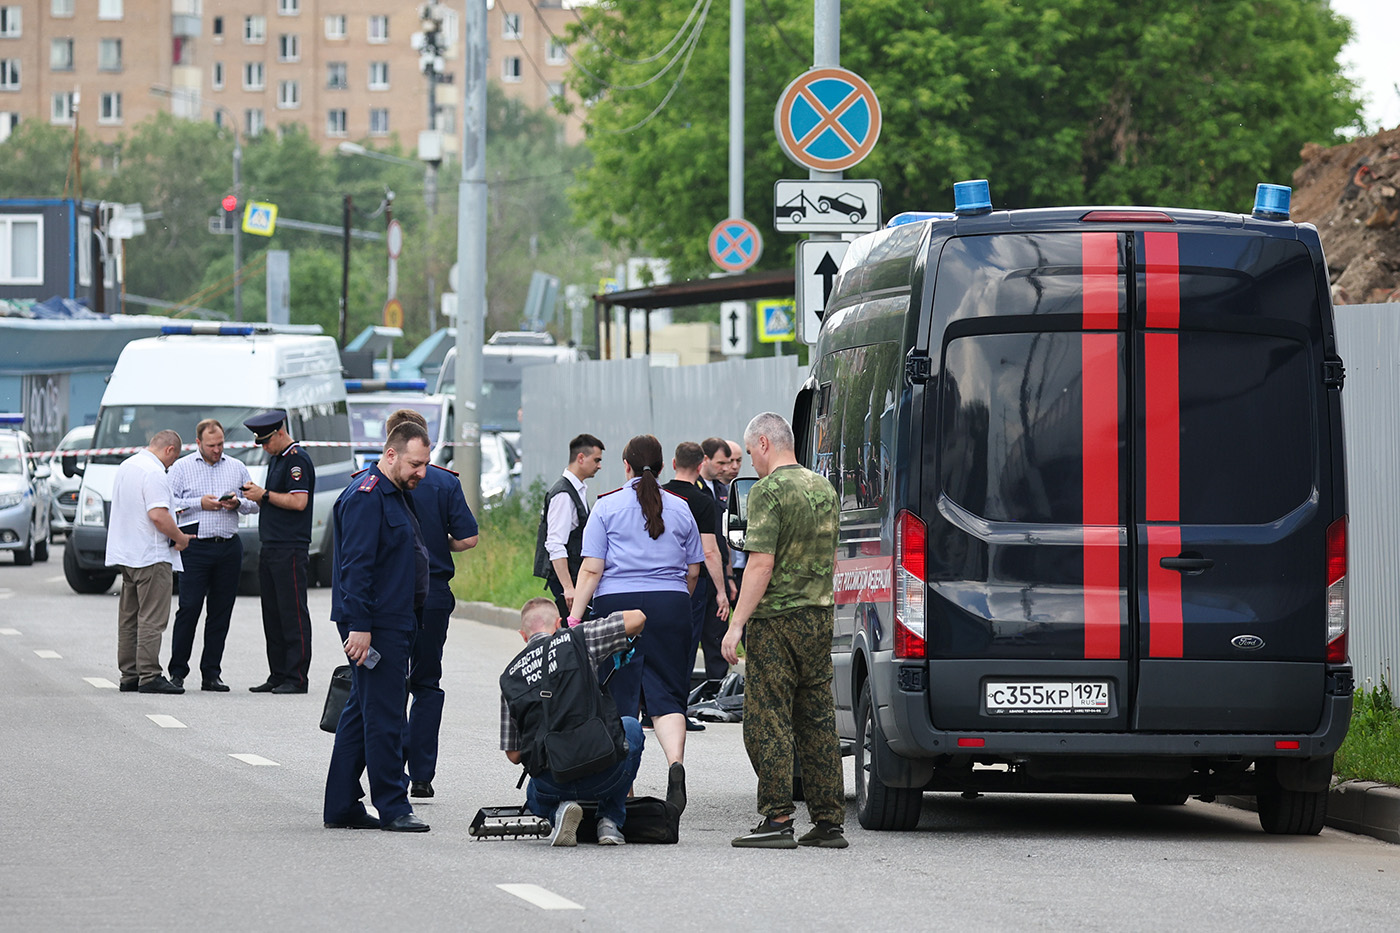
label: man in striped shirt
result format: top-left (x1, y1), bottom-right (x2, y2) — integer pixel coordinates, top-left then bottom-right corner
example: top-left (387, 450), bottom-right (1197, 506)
top-left (166, 419), bottom-right (259, 691)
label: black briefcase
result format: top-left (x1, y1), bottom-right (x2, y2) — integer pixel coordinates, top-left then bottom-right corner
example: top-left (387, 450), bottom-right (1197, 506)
top-left (320, 665), bottom-right (352, 733)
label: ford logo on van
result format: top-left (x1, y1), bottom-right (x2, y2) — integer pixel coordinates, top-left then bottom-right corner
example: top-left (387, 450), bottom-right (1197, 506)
top-left (1231, 634), bottom-right (1266, 650)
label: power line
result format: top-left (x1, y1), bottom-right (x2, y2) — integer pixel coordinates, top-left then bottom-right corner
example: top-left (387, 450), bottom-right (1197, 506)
top-left (597, 0), bottom-right (713, 135)
top-left (533, 0), bottom-right (709, 93)
top-left (564, 0), bottom-right (707, 66)
top-left (759, 0), bottom-right (808, 66)
top-left (495, 0), bottom-right (558, 91)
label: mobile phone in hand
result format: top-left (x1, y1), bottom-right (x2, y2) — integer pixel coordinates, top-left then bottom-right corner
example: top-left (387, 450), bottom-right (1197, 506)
top-left (363, 647), bottom-right (381, 669)
top-left (219, 492), bottom-right (236, 501)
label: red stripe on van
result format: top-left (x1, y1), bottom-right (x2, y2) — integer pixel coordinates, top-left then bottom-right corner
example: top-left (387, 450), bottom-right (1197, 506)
top-left (1144, 232), bottom-right (1180, 329)
top-left (1082, 333), bottom-right (1121, 659)
top-left (1144, 332), bottom-right (1180, 521)
top-left (1082, 232), bottom-right (1119, 330)
top-left (1147, 526), bottom-right (1184, 657)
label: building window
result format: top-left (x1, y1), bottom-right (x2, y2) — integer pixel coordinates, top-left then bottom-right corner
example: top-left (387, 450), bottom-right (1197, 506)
top-left (244, 15), bottom-right (265, 43)
top-left (0, 6), bottom-right (20, 37)
top-left (436, 105), bottom-right (455, 134)
top-left (98, 38), bottom-right (121, 72)
top-left (368, 61), bottom-right (389, 90)
top-left (212, 16), bottom-right (223, 38)
top-left (50, 38), bottom-right (73, 71)
top-left (368, 15), bottom-right (388, 43)
top-left (502, 57), bottom-right (522, 83)
top-left (0, 58), bottom-right (17, 89)
top-left (0, 112), bottom-right (17, 142)
top-left (278, 0), bottom-right (299, 15)
top-left (547, 39), bottom-right (567, 66)
top-left (502, 13), bottom-right (521, 40)
top-left (369, 107), bottom-right (388, 136)
top-left (326, 108), bottom-right (346, 136)
top-left (326, 61), bottom-right (347, 90)
top-left (325, 14), bottom-right (345, 39)
top-left (245, 108), bottom-right (265, 136)
top-left (51, 91), bottom-right (76, 124)
top-left (98, 0), bottom-right (121, 21)
top-left (99, 91), bottom-right (121, 125)
top-left (243, 62), bottom-right (265, 91)
top-left (278, 33), bottom-right (299, 62)
top-left (547, 81), bottom-right (564, 102)
top-left (0, 215), bottom-right (42, 284)
top-left (277, 80), bottom-right (299, 109)
top-left (212, 62), bottom-right (224, 90)
top-left (51, 1), bottom-right (73, 18)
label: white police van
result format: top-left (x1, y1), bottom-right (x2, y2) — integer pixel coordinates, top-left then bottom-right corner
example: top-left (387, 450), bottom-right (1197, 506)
top-left (64, 325), bottom-right (355, 594)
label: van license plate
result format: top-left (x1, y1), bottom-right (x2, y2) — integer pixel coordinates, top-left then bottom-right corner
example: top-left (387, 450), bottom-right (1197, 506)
top-left (985, 681), bottom-right (1110, 714)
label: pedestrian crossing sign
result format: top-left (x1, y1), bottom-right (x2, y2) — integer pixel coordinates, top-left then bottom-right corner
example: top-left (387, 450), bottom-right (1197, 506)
top-left (242, 200), bottom-right (279, 237)
top-left (756, 299), bottom-right (796, 343)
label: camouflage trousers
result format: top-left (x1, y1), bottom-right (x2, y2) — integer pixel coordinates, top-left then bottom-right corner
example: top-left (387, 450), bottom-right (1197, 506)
top-left (743, 605), bottom-right (845, 824)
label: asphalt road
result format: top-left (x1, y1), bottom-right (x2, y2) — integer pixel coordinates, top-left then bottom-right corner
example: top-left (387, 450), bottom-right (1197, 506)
top-left (1, 544), bottom-right (1396, 932)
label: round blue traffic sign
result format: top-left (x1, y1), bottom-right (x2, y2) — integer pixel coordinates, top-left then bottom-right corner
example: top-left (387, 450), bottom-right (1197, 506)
top-left (709, 218), bottom-right (763, 273)
top-left (775, 67), bottom-right (882, 172)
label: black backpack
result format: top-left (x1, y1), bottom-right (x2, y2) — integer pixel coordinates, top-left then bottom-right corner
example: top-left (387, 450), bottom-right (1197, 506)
top-left (500, 627), bottom-right (627, 783)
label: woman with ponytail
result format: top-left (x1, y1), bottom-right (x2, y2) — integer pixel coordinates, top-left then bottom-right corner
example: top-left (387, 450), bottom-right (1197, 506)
top-left (570, 434), bottom-right (704, 801)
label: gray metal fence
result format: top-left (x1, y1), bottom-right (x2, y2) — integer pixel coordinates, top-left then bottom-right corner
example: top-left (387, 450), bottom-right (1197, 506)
top-left (1336, 304), bottom-right (1400, 692)
top-left (519, 355), bottom-right (809, 496)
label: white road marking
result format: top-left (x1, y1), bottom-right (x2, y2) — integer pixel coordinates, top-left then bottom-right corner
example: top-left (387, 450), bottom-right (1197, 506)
top-left (0, 627), bottom-right (20, 635)
top-left (83, 677), bottom-right (118, 689)
top-left (497, 885), bottom-right (583, 911)
top-left (0, 591), bottom-right (12, 599)
top-left (146, 714), bottom-right (186, 729)
top-left (45, 576), bottom-right (65, 584)
top-left (34, 649), bottom-right (61, 659)
top-left (229, 753), bottom-right (279, 766)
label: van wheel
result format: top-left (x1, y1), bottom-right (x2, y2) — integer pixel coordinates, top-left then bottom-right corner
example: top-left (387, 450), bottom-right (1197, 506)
top-left (1132, 790), bottom-right (1188, 806)
top-left (63, 542), bottom-right (115, 594)
top-left (1257, 768), bottom-right (1327, 835)
top-left (855, 679), bottom-right (922, 831)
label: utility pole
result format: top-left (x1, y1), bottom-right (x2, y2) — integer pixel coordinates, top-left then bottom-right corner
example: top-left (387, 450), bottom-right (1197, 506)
top-left (729, 0), bottom-right (744, 221)
top-left (233, 123), bottom-right (243, 322)
top-left (454, 0), bottom-right (487, 515)
top-left (339, 194), bottom-right (352, 347)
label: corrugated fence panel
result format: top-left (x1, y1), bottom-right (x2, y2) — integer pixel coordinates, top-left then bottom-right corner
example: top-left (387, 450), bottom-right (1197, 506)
top-left (1336, 304), bottom-right (1400, 691)
top-left (520, 356), bottom-right (808, 498)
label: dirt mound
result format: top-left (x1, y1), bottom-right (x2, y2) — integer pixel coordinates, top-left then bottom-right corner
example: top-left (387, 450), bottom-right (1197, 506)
top-left (1291, 127), bottom-right (1400, 304)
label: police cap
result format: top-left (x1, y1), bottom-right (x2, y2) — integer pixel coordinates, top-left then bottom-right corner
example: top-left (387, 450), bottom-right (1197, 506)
top-left (244, 409), bottom-right (287, 444)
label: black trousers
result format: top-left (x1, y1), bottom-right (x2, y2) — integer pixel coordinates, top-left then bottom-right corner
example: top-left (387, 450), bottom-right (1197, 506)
top-left (258, 546), bottom-right (312, 688)
top-left (168, 535), bottom-right (242, 681)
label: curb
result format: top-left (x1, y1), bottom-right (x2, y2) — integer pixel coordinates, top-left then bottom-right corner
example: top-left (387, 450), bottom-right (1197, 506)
top-left (1218, 780), bottom-right (1400, 844)
top-left (453, 599), bottom-right (521, 631)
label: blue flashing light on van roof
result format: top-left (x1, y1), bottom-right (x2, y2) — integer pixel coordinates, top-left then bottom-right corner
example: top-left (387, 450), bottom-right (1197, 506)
top-left (0, 413), bottom-right (23, 426)
top-left (160, 324), bottom-right (257, 336)
top-left (344, 379), bottom-right (427, 393)
top-left (1253, 183), bottom-right (1292, 220)
top-left (953, 179), bottom-right (993, 215)
top-left (887, 211), bottom-right (957, 228)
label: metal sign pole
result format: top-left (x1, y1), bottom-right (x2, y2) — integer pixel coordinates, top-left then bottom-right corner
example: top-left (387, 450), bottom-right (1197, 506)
top-left (454, 0), bottom-right (486, 515)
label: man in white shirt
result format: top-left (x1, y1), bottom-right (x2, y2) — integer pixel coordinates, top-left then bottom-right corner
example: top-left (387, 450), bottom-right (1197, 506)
top-left (532, 434), bottom-right (604, 618)
top-left (166, 419), bottom-right (259, 692)
top-left (107, 430), bottom-right (191, 694)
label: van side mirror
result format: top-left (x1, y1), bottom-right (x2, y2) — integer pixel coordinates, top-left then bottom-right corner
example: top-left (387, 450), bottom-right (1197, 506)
top-left (62, 453), bottom-right (84, 478)
top-left (727, 476), bottom-right (759, 552)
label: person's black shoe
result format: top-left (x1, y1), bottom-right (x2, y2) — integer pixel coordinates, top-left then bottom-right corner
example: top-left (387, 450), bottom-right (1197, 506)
top-left (667, 761), bottom-right (687, 816)
top-left (138, 675), bottom-right (185, 695)
top-left (201, 677), bottom-right (230, 692)
top-left (797, 820), bottom-right (849, 848)
top-left (324, 812), bottom-right (380, 829)
top-left (168, 675), bottom-right (184, 690)
top-left (410, 781), bottom-right (434, 798)
top-left (685, 717), bottom-right (707, 732)
top-left (119, 679), bottom-right (138, 693)
top-left (270, 682), bottom-right (308, 694)
top-left (248, 680), bottom-right (280, 693)
top-left (381, 813), bottom-right (430, 833)
top-left (732, 817), bottom-right (797, 848)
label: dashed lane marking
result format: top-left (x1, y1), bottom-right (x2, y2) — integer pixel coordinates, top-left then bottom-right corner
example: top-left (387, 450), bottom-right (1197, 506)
top-left (229, 753), bottom-right (279, 767)
top-left (34, 649), bottom-right (61, 659)
top-left (497, 885), bottom-right (583, 911)
top-left (83, 677), bottom-right (118, 689)
top-left (146, 714), bottom-right (186, 729)
top-left (0, 628), bottom-right (20, 635)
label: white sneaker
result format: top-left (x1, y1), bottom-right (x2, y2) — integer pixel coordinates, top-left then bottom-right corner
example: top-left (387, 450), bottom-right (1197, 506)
top-left (596, 817), bottom-right (625, 845)
top-left (548, 801), bottom-right (582, 847)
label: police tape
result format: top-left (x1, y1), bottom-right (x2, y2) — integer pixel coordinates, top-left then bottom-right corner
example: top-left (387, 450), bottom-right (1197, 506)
top-left (3, 440), bottom-right (474, 460)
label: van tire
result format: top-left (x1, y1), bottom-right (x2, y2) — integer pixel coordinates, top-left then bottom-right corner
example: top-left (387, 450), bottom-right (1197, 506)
top-left (855, 679), bottom-right (922, 831)
top-left (63, 542), bottom-right (115, 593)
top-left (1257, 776), bottom-right (1327, 835)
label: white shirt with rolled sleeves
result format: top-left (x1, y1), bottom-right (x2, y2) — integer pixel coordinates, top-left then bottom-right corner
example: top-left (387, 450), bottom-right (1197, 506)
top-left (582, 477), bottom-right (703, 596)
top-left (106, 449), bottom-right (182, 572)
top-left (544, 469), bottom-right (589, 562)
top-left (167, 452), bottom-right (260, 537)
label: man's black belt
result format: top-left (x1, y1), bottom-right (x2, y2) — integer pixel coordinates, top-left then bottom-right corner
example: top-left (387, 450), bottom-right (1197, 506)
top-left (195, 535), bottom-right (236, 542)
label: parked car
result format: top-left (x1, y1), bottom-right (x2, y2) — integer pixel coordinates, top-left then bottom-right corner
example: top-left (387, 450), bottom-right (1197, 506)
top-left (0, 416), bottom-right (53, 565)
top-left (47, 424), bottom-right (93, 539)
top-left (480, 430), bottom-right (521, 507)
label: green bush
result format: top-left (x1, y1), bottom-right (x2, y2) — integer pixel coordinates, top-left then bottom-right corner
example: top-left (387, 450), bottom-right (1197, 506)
top-left (450, 480), bottom-right (548, 612)
top-left (1335, 682), bottom-right (1400, 786)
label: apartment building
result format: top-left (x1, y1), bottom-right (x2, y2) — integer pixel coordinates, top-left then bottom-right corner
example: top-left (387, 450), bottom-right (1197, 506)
top-left (0, 1), bottom-right (589, 151)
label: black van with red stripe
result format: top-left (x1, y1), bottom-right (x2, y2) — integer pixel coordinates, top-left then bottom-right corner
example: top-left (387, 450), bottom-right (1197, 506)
top-left (796, 180), bottom-right (1350, 835)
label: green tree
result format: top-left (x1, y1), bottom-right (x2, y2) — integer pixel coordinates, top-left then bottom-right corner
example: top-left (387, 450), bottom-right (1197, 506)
top-left (568, 0), bottom-right (1362, 278)
top-left (0, 122), bottom-right (99, 198)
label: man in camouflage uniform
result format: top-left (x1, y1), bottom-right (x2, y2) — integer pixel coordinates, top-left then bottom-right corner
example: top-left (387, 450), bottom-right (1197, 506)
top-left (721, 412), bottom-right (847, 849)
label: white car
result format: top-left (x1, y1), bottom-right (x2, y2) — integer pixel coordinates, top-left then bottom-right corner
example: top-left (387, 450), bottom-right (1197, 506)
top-left (48, 424), bottom-right (94, 538)
top-left (0, 418), bottom-right (53, 565)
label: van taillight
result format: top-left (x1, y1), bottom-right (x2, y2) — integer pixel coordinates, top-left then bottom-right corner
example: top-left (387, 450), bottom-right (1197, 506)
top-left (1326, 516), bottom-right (1347, 664)
top-left (1080, 210), bottom-right (1175, 223)
top-left (894, 509), bottom-right (927, 659)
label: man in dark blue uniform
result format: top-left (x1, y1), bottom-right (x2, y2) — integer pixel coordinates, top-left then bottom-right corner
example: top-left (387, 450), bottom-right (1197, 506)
top-left (240, 410), bottom-right (316, 694)
top-left (384, 409), bottom-right (480, 800)
top-left (323, 421), bottom-right (433, 833)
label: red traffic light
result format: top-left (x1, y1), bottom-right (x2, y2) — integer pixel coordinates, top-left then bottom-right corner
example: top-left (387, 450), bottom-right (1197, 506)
top-left (221, 195), bottom-right (238, 213)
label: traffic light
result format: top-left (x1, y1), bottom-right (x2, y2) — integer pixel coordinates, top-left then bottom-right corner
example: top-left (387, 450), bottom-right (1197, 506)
top-left (221, 195), bottom-right (238, 232)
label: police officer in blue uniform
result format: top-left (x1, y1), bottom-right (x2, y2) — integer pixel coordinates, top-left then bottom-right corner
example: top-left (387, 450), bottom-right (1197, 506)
top-left (240, 410), bottom-right (316, 694)
top-left (383, 409), bottom-right (479, 800)
top-left (323, 421), bottom-right (433, 833)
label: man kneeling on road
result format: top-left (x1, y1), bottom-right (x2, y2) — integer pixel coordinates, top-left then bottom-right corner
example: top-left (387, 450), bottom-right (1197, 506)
top-left (500, 598), bottom-right (645, 846)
